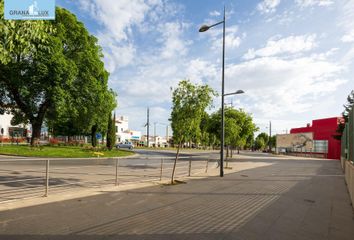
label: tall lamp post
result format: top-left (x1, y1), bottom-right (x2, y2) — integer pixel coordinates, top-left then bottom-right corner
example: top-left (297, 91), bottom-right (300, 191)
top-left (199, 7), bottom-right (244, 177)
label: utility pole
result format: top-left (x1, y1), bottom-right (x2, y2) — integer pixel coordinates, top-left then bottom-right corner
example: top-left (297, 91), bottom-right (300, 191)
top-left (166, 125), bottom-right (169, 147)
top-left (269, 121), bottom-right (272, 152)
top-left (154, 122), bottom-right (157, 147)
top-left (146, 108), bottom-right (150, 147)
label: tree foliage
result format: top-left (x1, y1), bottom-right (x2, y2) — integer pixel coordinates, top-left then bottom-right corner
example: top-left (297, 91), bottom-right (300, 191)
top-left (343, 90), bottom-right (354, 122)
top-left (0, 5), bottom-right (116, 145)
top-left (208, 107), bottom-right (258, 152)
top-left (106, 112), bottom-right (116, 150)
top-left (255, 132), bottom-right (269, 150)
top-left (171, 80), bottom-right (215, 145)
top-left (170, 80), bottom-right (215, 183)
top-left (334, 90), bottom-right (354, 140)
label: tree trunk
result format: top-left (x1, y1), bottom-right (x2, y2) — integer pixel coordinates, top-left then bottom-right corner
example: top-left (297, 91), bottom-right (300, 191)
top-left (30, 122), bottom-right (42, 146)
top-left (171, 142), bottom-right (181, 184)
top-left (91, 125), bottom-right (97, 147)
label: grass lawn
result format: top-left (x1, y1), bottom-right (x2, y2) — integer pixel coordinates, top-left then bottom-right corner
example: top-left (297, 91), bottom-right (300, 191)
top-left (0, 145), bottom-right (134, 158)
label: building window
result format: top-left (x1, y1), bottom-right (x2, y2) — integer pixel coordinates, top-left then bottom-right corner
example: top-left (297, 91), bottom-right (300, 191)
top-left (313, 140), bottom-right (328, 153)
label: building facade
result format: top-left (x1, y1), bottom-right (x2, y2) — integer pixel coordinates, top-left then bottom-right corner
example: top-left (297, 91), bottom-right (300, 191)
top-left (0, 113), bottom-right (29, 140)
top-left (115, 116), bottom-right (141, 144)
top-left (141, 135), bottom-right (170, 147)
top-left (289, 117), bottom-right (342, 160)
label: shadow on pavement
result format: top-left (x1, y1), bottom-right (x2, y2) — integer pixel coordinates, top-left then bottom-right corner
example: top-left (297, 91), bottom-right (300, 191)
top-left (0, 158), bottom-right (353, 240)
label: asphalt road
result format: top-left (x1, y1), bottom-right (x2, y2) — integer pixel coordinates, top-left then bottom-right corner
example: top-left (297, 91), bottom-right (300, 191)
top-left (0, 149), bottom-right (219, 202)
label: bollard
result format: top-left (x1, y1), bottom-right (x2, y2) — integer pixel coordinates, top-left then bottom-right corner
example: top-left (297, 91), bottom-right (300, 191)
top-left (44, 159), bottom-right (50, 197)
top-left (205, 160), bottom-right (209, 173)
top-left (160, 158), bottom-right (164, 181)
top-left (115, 158), bottom-right (119, 186)
top-left (188, 160), bottom-right (192, 176)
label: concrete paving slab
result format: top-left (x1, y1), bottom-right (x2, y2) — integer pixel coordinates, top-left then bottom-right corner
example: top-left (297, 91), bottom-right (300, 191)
top-left (0, 157), bottom-right (353, 240)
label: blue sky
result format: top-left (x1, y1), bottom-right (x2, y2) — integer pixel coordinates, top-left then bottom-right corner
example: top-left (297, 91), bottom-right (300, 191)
top-left (57, 0), bottom-right (354, 136)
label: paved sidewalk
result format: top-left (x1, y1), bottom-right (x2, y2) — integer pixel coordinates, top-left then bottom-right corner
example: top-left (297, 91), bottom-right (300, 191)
top-left (0, 158), bottom-right (353, 239)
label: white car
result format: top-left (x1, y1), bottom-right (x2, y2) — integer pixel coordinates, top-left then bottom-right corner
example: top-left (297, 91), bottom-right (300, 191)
top-left (116, 142), bottom-right (134, 150)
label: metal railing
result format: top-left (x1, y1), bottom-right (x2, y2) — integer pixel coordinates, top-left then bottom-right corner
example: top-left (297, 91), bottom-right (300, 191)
top-left (0, 156), bottom-right (217, 203)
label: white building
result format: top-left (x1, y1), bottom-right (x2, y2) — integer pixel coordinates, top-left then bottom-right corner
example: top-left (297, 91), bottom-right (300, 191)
top-left (0, 113), bottom-right (29, 139)
top-left (115, 116), bottom-right (141, 144)
top-left (141, 135), bottom-right (170, 147)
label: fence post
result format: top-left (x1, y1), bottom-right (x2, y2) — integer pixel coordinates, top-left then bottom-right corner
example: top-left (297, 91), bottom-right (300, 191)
top-left (44, 159), bottom-right (50, 197)
top-left (115, 158), bottom-right (119, 186)
top-left (188, 160), bottom-right (192, 176)
top-left (205, 160), bottom-right (209, 173)
top-left (160, 158), bottom-right (164, 181)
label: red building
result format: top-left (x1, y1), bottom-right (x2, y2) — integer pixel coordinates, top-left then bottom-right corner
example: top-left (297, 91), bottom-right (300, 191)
top-left (290, 117), bottom-right (342, 160)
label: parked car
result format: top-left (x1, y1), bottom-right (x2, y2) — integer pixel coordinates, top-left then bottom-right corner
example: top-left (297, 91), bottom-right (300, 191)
top-left (116, 142), bottom-right (134, 150)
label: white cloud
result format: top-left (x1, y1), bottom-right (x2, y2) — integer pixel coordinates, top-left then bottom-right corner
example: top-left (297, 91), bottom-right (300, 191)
top-left (243, 34), bottom-right (317, 60)
top-left (257, 0), bottom-right (281, 14)
top-left (78, 0), bottom-right (153, 41)
top-left (226, 56), bottom-right (346, 118)
top-left (337, 1), bottom-right (354, 63)
top-left (211, 25), bottom-right (242, 50)
top-left (341, 30), bottom-right (354, 43)
top-left (97, 32), bottom-right (136, 73)
top-left (185, 59), bottom-right (218, 86)
top-left (77, 0), bottom-right (163, 73)
top-left (295, 0), bottom-right (334, 7)
top-left (338, 0), bottom-right (354, 31)
top-left (158, 22), bottom-right (191, 59)
top-left (209, 10), bottom-right (221, 17)
top-left (77, 0), bottom-right (189, 73)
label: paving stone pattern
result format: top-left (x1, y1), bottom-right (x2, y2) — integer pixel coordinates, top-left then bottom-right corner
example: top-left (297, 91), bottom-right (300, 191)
top-left (0, 158), bottom-right (353, 240)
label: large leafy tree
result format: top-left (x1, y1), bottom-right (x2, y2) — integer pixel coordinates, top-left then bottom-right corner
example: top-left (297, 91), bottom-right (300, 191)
top-left (0, 4), bottom-right (116, 145)
top-left (170, 80), bottom-right (215, 183)
top-left (47, 10), bottom-right (116, 143)
top-left (255, 132), bottom-right (269, 150)
top-left (255, 137), bottom-right (266, 151)
top-left (208, 107), bottom-right (258, 156)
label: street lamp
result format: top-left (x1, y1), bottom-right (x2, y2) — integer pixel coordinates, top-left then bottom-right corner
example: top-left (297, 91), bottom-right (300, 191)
top-left (199, 7), bottom-right (244, 177)
top-left (224, 90), bottom-right (244, 97)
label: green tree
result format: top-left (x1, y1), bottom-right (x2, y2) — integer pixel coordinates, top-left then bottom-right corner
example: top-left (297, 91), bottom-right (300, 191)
top-left (170, 80), bottom-right (215, 184)
top-left (0, 6), bottom-right (116, 145)
top-left (106, 112), bottom-right (116, 150)
top-left (255, 132), bottom-right (269, 150)
top-left (0, 12), bottom-right (74, 144)
top-left (0, 0), bottom-right (53, 65)
top-left (199, 111), bottom-right (211, 149)
top-left (208, 107), bottom-right (258, 156)
top-left (334, 90), bottom-right (354, 140)
top-left (342, 90), bottom-right (354, 122)
top-left (269, 135), bottom-right (276, 150)
top-left (255, 137), bottom-right (266, 150)
top-left (47, 8), bottom-right (116, 145)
